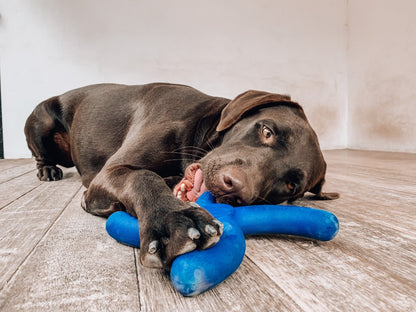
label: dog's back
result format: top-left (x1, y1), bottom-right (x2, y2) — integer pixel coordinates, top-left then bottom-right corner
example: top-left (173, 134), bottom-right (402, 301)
top-left (25, 83), bottom-right (230, 185)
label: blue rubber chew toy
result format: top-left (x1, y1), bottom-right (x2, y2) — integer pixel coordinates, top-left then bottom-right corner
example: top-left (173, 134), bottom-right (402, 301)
top-left (106, 191), bottom-right (339, 296)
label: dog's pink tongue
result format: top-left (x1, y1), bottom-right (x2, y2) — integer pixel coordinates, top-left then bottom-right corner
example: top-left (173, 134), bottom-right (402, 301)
top-left (187, 168), bottom-right (208, 202)
top-left (173, 165), bottom-right (207, 202)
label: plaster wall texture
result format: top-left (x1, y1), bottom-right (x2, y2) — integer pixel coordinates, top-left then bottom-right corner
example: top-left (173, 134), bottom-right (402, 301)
top-left (2, 0), bottom-right (415, 156)
top-left (348, 0), bottom-right (416, 152)
top-left (0, 0), bottom-right (348, 157)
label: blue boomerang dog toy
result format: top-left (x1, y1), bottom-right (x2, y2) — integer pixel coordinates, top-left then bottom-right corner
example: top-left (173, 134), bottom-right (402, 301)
top-left (106, 191), bottom-right (339, 296)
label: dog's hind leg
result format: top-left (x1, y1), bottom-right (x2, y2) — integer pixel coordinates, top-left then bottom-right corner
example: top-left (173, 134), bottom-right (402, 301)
top-left (24, 97), bottom-right (74, 181)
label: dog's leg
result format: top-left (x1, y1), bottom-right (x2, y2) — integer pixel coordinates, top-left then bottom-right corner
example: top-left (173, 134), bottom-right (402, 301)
top-left (24, 97), bottom-right (74, 181)
top-left (82, 164), bottom-right (223, 269)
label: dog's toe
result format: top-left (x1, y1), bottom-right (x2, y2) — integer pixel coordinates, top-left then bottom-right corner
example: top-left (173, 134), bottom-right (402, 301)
top-left (37, 165), bottom-right (63, 181)
top-left (141, 253), bottom-right (164, 268)
top-left (140, 240), bottom-right (163, 268)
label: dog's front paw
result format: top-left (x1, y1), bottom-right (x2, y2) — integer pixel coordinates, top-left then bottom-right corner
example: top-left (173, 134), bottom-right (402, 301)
top-left (140, 206), bottom-right (223, 269)
top-left (37, 165), bottom-right (63, 181)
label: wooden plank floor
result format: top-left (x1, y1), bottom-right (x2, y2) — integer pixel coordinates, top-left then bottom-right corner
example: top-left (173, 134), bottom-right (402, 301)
top-left (0, 150), bottom-right (415, 311)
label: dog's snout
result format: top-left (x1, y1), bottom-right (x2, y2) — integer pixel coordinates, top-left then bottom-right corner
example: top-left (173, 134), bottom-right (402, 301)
top-left (218, 167), bottom-right (250, 204)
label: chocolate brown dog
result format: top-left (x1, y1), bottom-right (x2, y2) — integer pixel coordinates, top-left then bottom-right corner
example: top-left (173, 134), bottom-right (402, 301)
top-left (25, 83), bottom-right (338, 268)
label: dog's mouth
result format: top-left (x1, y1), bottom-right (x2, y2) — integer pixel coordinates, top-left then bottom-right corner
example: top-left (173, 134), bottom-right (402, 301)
top-left (173, 163), bottom-right (208, 202)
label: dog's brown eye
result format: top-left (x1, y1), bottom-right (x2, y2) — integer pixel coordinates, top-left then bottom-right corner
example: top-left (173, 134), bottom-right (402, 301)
top-left (260, 125), bottom-right (274, 145)
top-left (262, 126), bottom-right (273, 139)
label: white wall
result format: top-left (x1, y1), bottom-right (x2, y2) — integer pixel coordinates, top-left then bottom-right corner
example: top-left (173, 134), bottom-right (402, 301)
top-left (348, 0), bottom-right (416, 152)
top-left (0, 0), bottom-right (348, 158)
top-left (5, 1), bottom-right (416, 157)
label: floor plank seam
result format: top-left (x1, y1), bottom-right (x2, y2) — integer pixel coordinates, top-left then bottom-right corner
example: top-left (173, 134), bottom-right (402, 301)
top-left (0, 169), bottom-right (37, 185)
top-left (134, 249), bottom-right (145, 312)
top-left (1, 185), bottom-right (83, 292)
top-left (0, 159), bottom-right (33, 170)
top-left (243, 255), bottom-right (305, 311)
top-left (44, 185), bottom-right (84, 231)
top-left (330, 240), bottom-right (416, 290)
top-left (133, 248), bottom-right (142, 312)
top-left (272, 233), bottom-right (414, 292)
top-left (0, 182), bottom-right (42, 211)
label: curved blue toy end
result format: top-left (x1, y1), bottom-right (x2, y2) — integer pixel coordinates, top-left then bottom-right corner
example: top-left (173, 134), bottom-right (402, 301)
top-left (170, 219), bottom-right (245, 296)
top-left (234, 205), bottom-right (339, 241)
top-left (106, 211), bottom-right (141, 248)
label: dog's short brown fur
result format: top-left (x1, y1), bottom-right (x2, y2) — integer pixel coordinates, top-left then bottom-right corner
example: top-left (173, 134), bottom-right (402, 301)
top-left (25, 83), bottom-right (338, 268)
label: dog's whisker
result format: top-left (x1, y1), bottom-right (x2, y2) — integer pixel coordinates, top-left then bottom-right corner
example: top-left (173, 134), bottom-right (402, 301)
top-left (166, 151), bottom-right (204, 158)
top-left (166, 147), bottom-right (211, 161)
top-left (173, 146), bottom-right (207, 153)
top-left (168, 150), bottom-right (203, 156)
top-left (176, 145), bottom-right (205, 151)
top-left (173, 148), bottom-right (208, 157)
top-left (163, 158), bottom-right (195, 163)
top-left (174, 145), bottom-right (208, 152)
top-left (206, 140), bottom-right (216, 151)
top-left (162, 151), bottom-right (206, 161)
top-left (162, 150), bottom-right (203, 157)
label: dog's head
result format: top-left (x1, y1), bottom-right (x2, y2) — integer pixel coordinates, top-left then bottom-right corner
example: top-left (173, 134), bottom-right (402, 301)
top-left (175, 90), bottom-right (339, 205)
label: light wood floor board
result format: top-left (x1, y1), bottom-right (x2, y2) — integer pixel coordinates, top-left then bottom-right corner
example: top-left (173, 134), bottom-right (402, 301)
top-left (0, 159), bottom-right (36, 185)
top-left (0, 150), bottom-right (415, 311)
top-left (0, 187), bottom-right (140, 311)
top-left (0, 169), bottom-right (82, 291)
top-left (0, 159), bottom-right (34, 172)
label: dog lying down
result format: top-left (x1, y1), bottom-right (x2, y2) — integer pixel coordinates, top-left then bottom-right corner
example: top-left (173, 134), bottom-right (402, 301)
top-left (25, 83), bottom-right (339, 268)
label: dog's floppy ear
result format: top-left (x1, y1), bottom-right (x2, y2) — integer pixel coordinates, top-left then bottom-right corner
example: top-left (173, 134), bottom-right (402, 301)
top-left (216, 90), bottom-right (302, 132)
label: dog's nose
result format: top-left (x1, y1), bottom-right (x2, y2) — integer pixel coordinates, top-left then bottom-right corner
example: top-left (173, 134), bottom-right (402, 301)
top-left (219, 167), bottom-right (250, 204)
